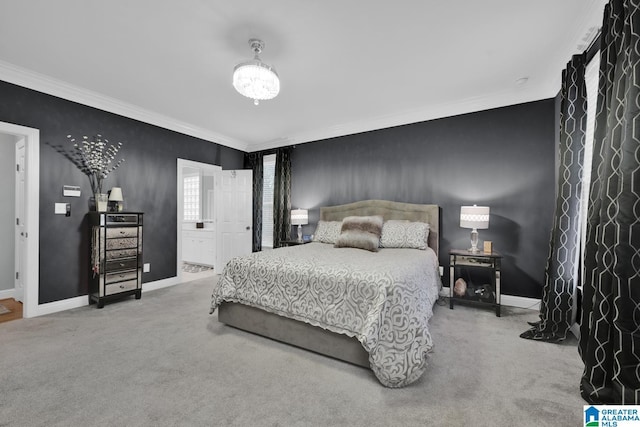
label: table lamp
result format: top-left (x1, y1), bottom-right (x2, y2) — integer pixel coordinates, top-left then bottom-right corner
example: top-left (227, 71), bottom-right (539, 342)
top-left (109, 187), bottom-right (124, 212)
top-left (291, 209), bottom-right (308, 242)
top-left (460, 205), bottom-right (490, 253)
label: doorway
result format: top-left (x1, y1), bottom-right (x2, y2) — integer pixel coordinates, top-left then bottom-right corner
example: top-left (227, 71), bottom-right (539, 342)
top-left (0, 133), bottom-right (18, 321)
top-left (176, 160), bottom-right (253, 282)
top-left (177, 159), bottom-right (221, 283)
top-left (0, 122), bottom-right (39, 318)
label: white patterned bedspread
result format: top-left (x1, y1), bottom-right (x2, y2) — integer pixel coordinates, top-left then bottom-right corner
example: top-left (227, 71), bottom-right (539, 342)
top-left (210, 242), bottom-right (440, 387)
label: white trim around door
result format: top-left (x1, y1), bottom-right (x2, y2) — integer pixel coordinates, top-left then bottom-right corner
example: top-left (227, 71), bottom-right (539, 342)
top-left (0, 121), bottom-right (39, 318)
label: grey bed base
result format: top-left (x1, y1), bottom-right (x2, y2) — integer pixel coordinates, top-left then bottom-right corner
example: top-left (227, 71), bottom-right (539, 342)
top-left (218, 302), bottom-right (371, 367)
top-left (217, 200), bottom-right (440, 369)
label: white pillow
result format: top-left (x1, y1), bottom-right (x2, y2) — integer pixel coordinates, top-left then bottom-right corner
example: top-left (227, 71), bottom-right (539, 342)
top-left (313, 221), bottom-right (342, 244)
top-left (380, 221), bottom-right (430, 250)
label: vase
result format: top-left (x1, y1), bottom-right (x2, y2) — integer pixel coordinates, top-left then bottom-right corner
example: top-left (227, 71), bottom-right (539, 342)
top-left (95, 193), bottom-right (108, 212)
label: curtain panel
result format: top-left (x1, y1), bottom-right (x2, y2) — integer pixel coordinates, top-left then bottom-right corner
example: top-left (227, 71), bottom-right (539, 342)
top-left (579, 0), bottom-right (640, 404)
top-left (273, 147), bottom-right (292, 248)
top-left (244, 152), bottom-right (264, 252)
top-left (520, 54), bottom-right (587, 343)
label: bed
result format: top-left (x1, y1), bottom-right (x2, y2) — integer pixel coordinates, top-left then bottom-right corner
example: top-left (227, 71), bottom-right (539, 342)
top-left (210, 200), bottom-right (441, 387)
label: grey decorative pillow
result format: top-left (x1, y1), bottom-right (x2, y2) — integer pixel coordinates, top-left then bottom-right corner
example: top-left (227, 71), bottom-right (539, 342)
top-left (334, 215), bottom-right (384, 252)
top-left (313, 221), bottom-right (342, 243)
top-left (380, 221), bottom-right (430, 250)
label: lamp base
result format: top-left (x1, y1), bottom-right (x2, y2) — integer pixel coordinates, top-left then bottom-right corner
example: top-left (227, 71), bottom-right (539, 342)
top-left (469, 228), bottom-right (479, 253)
top-left (297, 225), bottom-right (303, 243)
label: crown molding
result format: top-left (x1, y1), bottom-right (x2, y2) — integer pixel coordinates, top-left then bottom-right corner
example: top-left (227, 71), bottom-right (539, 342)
top-left (0, 60), bottom-right (248, 152)
top-left (547, 0), bottom-right (607, 92)
top-left (0, 59), bottom-right (555, 154)
top-left (247, 86), bottom-right (554, 152)
top-left (248, 1), bottom-right (607, 152)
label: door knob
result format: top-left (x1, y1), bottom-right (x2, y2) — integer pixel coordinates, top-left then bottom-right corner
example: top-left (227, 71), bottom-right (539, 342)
top-left (245, 226), bottom-right (250, 230)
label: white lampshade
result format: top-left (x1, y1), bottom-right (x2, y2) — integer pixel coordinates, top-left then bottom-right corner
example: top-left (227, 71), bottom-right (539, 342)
top-left (460, 205), bottom-right (490, 229)
top-left (109, 187), bottom-right (123, 202)
top-left (291, 209), bottom-right (308, 226)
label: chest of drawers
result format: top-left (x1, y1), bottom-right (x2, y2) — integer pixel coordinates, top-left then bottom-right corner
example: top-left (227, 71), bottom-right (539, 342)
top-left (89, 212), bottom-right (143, 308)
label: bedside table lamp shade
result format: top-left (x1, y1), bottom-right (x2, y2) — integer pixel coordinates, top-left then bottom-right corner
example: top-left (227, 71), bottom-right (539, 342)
top-left (291, 209), bottom-right (308, 242)
top-left (109, 187), bottom-right (124, 212)
top-left (460, 205), bottom-right (490, 253)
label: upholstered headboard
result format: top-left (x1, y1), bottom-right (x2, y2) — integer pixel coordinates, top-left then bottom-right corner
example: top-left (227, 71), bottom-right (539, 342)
top-left (319, 200), bottom-right (440, 256)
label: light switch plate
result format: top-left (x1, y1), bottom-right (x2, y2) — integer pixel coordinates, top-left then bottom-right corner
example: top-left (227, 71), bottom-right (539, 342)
top-left (55, 203), bottom-right (67, 214)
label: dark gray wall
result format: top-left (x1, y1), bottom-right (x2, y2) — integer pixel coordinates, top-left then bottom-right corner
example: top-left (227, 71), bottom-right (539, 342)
top-left (0, 76), bottom-right (555, 302)
top-left (291, 99), bottom-right (556, 298)
top-left (0, 80), bottom-right (244, 304)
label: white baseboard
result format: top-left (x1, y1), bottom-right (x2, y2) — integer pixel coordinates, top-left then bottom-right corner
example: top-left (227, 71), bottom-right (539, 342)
top-left (501, 294), bottom-right (540, 311)
top-left (30, 281), bottom-right (540, 317)
top-left (142, 277), bottom-right (180, 293)
top-left (440, 287), bottom-right (540, 311)
top-left (0, 288), bottom-right (15, 300)
top-left (32, 296), bottom-right (88, 318)
top-left (26, 276), bottom-right (180, 318)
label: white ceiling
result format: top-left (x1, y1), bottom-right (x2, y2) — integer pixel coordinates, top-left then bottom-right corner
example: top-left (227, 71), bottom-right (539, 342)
top-left (0, 0), bottom-right (606, 152)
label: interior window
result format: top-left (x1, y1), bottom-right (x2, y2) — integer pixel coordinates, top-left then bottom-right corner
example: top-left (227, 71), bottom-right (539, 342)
top-left (183, 174), bottom-right (200, 221)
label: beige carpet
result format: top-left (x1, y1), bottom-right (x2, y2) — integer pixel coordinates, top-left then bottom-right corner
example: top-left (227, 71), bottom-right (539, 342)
top-left (0, 277), bottom-right (587, 426)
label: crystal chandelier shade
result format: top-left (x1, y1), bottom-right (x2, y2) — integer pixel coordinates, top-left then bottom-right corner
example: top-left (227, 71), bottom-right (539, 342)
top-left (233, 39), bottom-right (280, 105)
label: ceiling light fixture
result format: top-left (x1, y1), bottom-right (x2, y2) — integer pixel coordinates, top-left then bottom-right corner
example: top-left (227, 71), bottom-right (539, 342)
top-left (233, 38), bottom-right (280, 106)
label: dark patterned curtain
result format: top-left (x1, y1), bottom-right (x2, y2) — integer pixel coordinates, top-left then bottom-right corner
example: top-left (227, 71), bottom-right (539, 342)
top-left (521, 54), bottom-right (587, 342)
top-left (244, 152), bottom-right (263, 252)
top-left (273, 147), bottom-right (291, 248)
top-left (579, 0), bottom-right (640, 404)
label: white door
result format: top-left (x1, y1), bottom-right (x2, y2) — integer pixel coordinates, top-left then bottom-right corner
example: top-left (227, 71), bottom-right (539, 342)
top-left (14, 138), bottom-right (25, 302)
top-left (215, 170), bottom-right (253, 272)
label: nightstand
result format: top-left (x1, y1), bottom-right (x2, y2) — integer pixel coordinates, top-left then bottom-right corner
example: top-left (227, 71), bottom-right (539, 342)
top-left (449, 249), bottom-right (502, 316)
